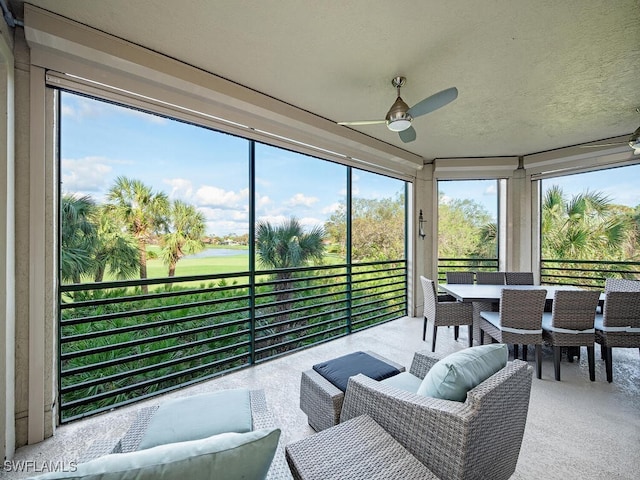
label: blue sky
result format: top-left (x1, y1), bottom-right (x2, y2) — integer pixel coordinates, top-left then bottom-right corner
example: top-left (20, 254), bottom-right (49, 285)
top-left (60, 92), bottom-right (405, 236)
top-left (61, 92), bottom-right (639, 235)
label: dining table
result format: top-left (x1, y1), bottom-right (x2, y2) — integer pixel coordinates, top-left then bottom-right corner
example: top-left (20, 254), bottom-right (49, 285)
top-left (438, 283), bottom-right (582, 303)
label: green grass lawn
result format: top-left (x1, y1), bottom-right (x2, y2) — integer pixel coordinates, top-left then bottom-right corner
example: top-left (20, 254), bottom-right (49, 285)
top-left (93, 245), bottom-right (346, 286)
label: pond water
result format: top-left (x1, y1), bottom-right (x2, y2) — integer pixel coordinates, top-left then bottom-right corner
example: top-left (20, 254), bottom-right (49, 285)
top-left (185, 248), bottom-right (248, 259)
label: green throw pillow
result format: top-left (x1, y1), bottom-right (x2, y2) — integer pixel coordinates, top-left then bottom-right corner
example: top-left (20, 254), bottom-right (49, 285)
top-left (138, 389), bottom-right (252, 450)
top-left (417, 344), bottom-right (508, 401)
top-left (29, 428), bottom-right (280, 480)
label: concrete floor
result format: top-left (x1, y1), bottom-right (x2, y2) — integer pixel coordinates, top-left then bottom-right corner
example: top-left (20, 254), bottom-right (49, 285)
top-left (4, 316), bottom-right (640, 479)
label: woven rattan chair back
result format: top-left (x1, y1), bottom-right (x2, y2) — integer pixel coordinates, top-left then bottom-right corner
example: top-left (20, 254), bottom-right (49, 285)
top-left (601, 291), bottom-right (640, 329)
top-left (420, 276), bottom-right (438, 323)
top-left (445, 271), bottom-right (475, 284)
top-left (604, 278), bottom-right (640, 292)
top-left (544, 289), bottom-right (600, 381)
top-left (549, 290), bottom-right (600, 331)
top-left (505, 272), bottom-right (534, 285)
top-left (476, 271), bottom-right (506, 284)
top-left (499, 289), bottom-right (547, 330)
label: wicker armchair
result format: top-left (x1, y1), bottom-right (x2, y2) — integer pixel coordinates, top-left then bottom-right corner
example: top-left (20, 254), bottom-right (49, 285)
top-left (340, 351), bottom-right (534, 480)
top-left (479, 288), bottom-right (547, 378)
top-left (541, 290), bottom-right (600, 381)
top-left (595, 291), bottom-right (640, 383)
top-left (421, 276), bottom-right (473, 352)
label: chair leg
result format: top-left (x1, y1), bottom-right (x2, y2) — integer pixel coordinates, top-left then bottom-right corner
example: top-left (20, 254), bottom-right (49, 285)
top-left (467, 325), bottom-right (473, 348)
top-left (513, 344), bottom-right (519, 360)
top-left (432, 324), bottom-right (437, 352)
top-left (604, 346), bottom-right (613, 383)
top-left (522, 345), bottom-right (528, 361)
top-left (454, 326), bottom-right (459, 340)
top-left (422, 317), bottom-right (427, 341)
top-left (587, 346), bottom-right (595, 381)
top-left (535, 344), bottom-right (542, 379)
top-left (480, 328), bottom-right (484, 345)
top-left (553, 346), bottom-right (561, 381)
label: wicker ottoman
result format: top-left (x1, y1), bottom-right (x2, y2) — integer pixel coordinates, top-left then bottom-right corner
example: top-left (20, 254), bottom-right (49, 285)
top-left (286, 414), bottom-right (438, 480)
top-left (299, 351), bottom-right (404, 431)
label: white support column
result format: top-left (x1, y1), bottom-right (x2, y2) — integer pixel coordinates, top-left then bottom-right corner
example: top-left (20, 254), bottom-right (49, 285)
top-left (28, 65), bottom-right (46, 444)
top-left (0, 24), bottom-right (16, 461)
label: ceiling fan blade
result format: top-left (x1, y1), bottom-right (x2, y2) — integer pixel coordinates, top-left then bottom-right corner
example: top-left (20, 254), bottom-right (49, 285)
top-left (338, 120), bottom-right (386, 126)
top-left (407, 87), bottom-right (458, 118)
top-left (399, 126), bottom-right (417, 143)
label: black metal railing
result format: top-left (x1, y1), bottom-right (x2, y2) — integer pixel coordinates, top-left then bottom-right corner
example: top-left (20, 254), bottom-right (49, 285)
top-left (58, 260), bottom-right (406, 422)
top-left (437, 257), bottom-right (499, 283)
top-left (540, 259), bottom-right (640, 289)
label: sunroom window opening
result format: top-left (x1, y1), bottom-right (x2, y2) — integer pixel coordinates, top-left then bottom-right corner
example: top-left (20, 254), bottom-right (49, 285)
top-left (57, 89), bottom-right (410, 421)
top-left (437, 179), bottom-right (499, 281)
top-left (351, 169), bottom-right (407, 263)
top-left (540, 164), bottom-right (640, 288)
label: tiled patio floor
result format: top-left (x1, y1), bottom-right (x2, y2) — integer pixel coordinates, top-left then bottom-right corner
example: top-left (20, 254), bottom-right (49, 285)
top-left (4, 316), bottom-right (640, 479)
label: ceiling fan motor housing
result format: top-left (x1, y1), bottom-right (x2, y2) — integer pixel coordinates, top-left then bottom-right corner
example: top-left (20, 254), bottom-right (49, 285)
top-left (386, 96), bottom-right (412, 131)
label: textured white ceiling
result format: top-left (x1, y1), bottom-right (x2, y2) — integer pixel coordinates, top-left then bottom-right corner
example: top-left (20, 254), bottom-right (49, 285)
top-left (9, 0), bottom-right (640, 162)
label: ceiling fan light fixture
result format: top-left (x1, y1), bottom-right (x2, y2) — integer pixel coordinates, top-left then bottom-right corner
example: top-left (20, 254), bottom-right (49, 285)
top-left (387, 118), bottom-right (412, 132)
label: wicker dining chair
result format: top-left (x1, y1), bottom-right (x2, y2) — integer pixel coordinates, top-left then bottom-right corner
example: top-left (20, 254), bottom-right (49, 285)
top-left (445, 271), bottom-right (475, 284)
top-left (443, 271), bottom-right (475, 333)
top-left (472, 272), bottom-right (505, 345)
top-left (541, 290), bottom-right (600, 381)
top-left (505, 272), bottom-right (534, 285)
top-left (479, 288), bottom-right (547, 378)
top-left (475, 271), bottom-right (506, 285)
top-left (605, 278), bottom-right (640, 292)
top-left (420, 276), bottom-right (473, 352)
top-left (595, 291), bottom-right (640, 382)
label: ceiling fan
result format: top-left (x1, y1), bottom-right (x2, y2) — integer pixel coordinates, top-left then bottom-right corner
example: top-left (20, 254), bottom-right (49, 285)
top-left (580, 108), bottom-right (640, 155)
top-left (338, 76), bottom-right (458, 143)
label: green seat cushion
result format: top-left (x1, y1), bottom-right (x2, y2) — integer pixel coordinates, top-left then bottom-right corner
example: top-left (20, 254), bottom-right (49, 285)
top-left (138, 389), bottom-right (252, 450)
top-left (29, 428), bottom-right (280, 480)
top-left (417, 344), bottom-right (508, 401)
top-left (380, 371), bottom-right (422, 394)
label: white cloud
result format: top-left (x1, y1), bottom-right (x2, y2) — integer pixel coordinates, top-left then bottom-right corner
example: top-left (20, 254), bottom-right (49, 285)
top-left (61, 157), bottom-right (113, 193)
top-left (299, 216), bottom-right (325, 229)
top-left (286, 193), bottom-right (318, 208)
top-left (440, 195), bottom-right (452, 204)
top-left (195, 186), bottom-right (249, 208)
top-left (164, 178), bottom-right (194, 199)
top-left (484, 184), bottom-right (497, 195)
top-left (321, 202), bottom-right (342, 215)
top-left (257, 214), bottom-right (288, 225)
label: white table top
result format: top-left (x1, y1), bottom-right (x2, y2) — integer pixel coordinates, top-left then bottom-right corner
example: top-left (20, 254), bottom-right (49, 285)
top-left (438, 283), bottom-right (584, 302)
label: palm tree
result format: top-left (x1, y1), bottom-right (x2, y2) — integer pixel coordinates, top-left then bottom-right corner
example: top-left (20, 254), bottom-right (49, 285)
top-left (542, 186), bottom-right (632, 283)
top-left (255, 218), bottom-right (325, 348)
top-left (160, 200), bottom-right (206, 278)
top-left (542, 186), bottom-right (628, 259)
top-left (91, 204), bottom-right (140, 283)
top-left (105, 176), bottom-right (169, 292)
top-left (60, 194), bottom-right (98, 284)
